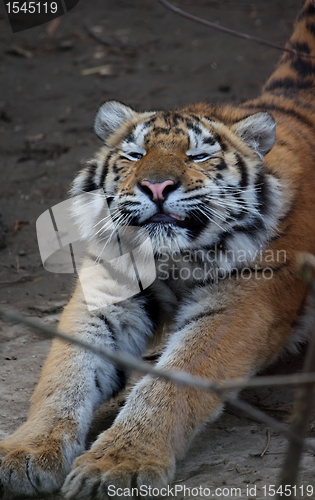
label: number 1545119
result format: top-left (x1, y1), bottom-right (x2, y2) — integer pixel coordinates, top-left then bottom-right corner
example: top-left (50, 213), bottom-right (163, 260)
top-left (5, 2), bottom-right (58, 14)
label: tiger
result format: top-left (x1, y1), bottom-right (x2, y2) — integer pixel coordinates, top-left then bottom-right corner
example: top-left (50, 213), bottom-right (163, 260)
top-left (1, 0), bottom-right (315, 498)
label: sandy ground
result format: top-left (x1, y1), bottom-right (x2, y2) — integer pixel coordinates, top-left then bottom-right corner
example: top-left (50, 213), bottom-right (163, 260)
top-left (0, 0), bottom-right (315, 498)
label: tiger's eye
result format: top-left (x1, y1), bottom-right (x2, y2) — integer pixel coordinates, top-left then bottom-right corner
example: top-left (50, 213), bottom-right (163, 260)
top-left (188, 153), bottom-right (211, 162)
top-left (128, 152), bottom-right (144, 160)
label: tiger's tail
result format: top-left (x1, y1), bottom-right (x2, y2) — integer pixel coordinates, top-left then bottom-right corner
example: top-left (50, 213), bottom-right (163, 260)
top-left (263, 0), bottom-right (315, 94)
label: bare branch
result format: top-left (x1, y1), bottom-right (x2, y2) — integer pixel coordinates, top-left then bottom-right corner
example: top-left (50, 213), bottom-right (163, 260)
top-left (261, 428), bottom-right (271, 457)
top-left (277, 263), bottom-right (315, 495)
top-left (0, 305), bottom-right (314, 393)
top-left (226, 398), bottom-right (312, 452)
top-left (157, 0), bottom-right (315, 60)
top-left (1, 305), bottom-right (315, 454)
top-left (85, 24), bottom-right (117, 47)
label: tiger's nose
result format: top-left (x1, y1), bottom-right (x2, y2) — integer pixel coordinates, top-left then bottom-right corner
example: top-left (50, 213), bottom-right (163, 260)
top-left (139, 180), bottom-right (177, 201)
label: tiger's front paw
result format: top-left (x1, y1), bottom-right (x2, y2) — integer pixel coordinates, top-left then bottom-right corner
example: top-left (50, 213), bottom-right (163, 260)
top-left (0, 439), bottom-right (69, 499)
top-left (62, 436), bottom-right (175, 500)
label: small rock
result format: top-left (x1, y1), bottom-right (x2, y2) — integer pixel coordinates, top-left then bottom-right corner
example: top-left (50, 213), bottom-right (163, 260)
top-left (59, 40), bottom-right (75, 51)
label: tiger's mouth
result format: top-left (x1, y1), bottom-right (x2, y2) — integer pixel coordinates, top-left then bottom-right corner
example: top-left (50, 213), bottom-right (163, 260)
top-left (141, 212), bottom-right (186, 227)
top-left (145, 213), bottom-right (184, 223)
top-left (141, 212), bottom-right (200, 231)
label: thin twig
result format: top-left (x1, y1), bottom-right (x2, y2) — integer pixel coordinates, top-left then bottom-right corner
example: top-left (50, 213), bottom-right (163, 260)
top-left (0, 275), bottom-right (33, 285)
top-left (1, 305), bottom-right (315, 454)
top-left (225, 397), bottom-right (314, 454)
top-left (277, 262), bottom-right (315, 495)
top-left (261, 428), bottom-right (271, 457)
top-left (0, 305), bottom-right (315, 393)
top-left (85, 24), bottom-right (117, 47)
top-left (157, 0), bottom-right (315, 60)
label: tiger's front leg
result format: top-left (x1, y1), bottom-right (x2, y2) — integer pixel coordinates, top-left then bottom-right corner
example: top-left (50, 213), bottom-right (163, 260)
top-left (62, 270), bottom-right (306, 500)
top-left (0, 283), bottom-right (157, 499)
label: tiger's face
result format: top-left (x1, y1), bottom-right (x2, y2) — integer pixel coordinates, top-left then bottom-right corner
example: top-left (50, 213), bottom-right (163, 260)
top-left (72, 101), bottom-right (283, 263)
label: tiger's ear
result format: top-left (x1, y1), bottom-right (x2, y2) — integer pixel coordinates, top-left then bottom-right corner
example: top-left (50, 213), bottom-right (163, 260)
top-left (232, 112), bottom-right (276, 157)
top-left (94, 101), bottom-right (136, 140)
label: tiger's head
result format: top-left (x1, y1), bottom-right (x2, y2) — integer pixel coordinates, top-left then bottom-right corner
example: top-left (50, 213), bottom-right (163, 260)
top-left (71, 101), bottom-right (283, 262)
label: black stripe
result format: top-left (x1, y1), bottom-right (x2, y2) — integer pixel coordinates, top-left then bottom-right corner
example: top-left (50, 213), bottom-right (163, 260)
top-left (232, 218), bottom-right (265, 234)
top-left (125, 132), bottom-right (135, 143)
top-left (82, 162), bottom-right (98, 192)
top-left (178, 309), bottom-right (224, 330)
top-left (185, 183), bottom-right (203, 193)
top-left (88, 255), bottom-right (132, 287)
top-left (187, 222), bottom-right (208, 240)
top-left (142, 352), bottom-right (161, 361)
top-left (180, 193), bottom-right (206, 202)
top-left (226, 185), bottom-right (241, 199)
top-left (171, 113), bottom-right (184, 125)
top-left (95, 321), bottom-right (127, 397)
top-left (129, 251), bottom-right (143, 293)
top-left (213, 133), bottom-right (227, 152)
top-left (186, 121), bottom-right (202, 135)
top-left (217, 228), bottom-right (260, 259)
top-left (191, 309), bottom-right (224, 323)
top-left (95, 374), bottom-right (102, 391)
top-left (25, 457), bottom-right (40, 495)
top-left (277, 139), bottom-right (291, 148)
top-left (185, 185), bottom-right (205, 193)
top-left (95, 373), bottom-right (104, 397)
top-left (291, 57), bottom-right (315, 78)
top-left (100, 152), bottom-right (114, 187)
top-left (216, 158), bottom-right (228, 171)
top-left (306, 20), bottom-right (315, 36)
top-left (298, 1), bottom-right (315, 21)
top-left (121, 200), bottom-right (142, 206)
top-left (96, 367), bottom-right (127, 399)
top-left (232, 208), bottom-right (246, 221)
top-left (265, 76), bottom-right (314, 92)
top-left (105, 196), bottom-right (114, 207)
top-left (244, 102), bottom-right (315, 129)
top-left (189, 114), bottom-right (202, 123)
top-left (112, 369), bottom-right (127, 397)
top-left (134, 286), bottom-right (164, 330)
top-left (115, 228), bottom-right (123, 257)
top-left (255, 172), bottom-right (269, 214)
top-left (143, 116), bottom-right (157, 127)
top-left (173, 127), bottom-right (186, 135)
top-left (152, 127), bottom-right (171, 135)
top-left (113, 160), bottom-right (124, 173)
top-left (97, 314), bottom-right (116, 340)
top-left (290, 41), bottom-right (311, 54)
top-left (203, 136), bottom-right (216, 145)
top-left (235, 154), bottom-right (248, 188)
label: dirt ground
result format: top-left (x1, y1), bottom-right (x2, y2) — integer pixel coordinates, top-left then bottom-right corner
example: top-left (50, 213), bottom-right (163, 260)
top-left (0, 0), bottom-right (315, 498)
